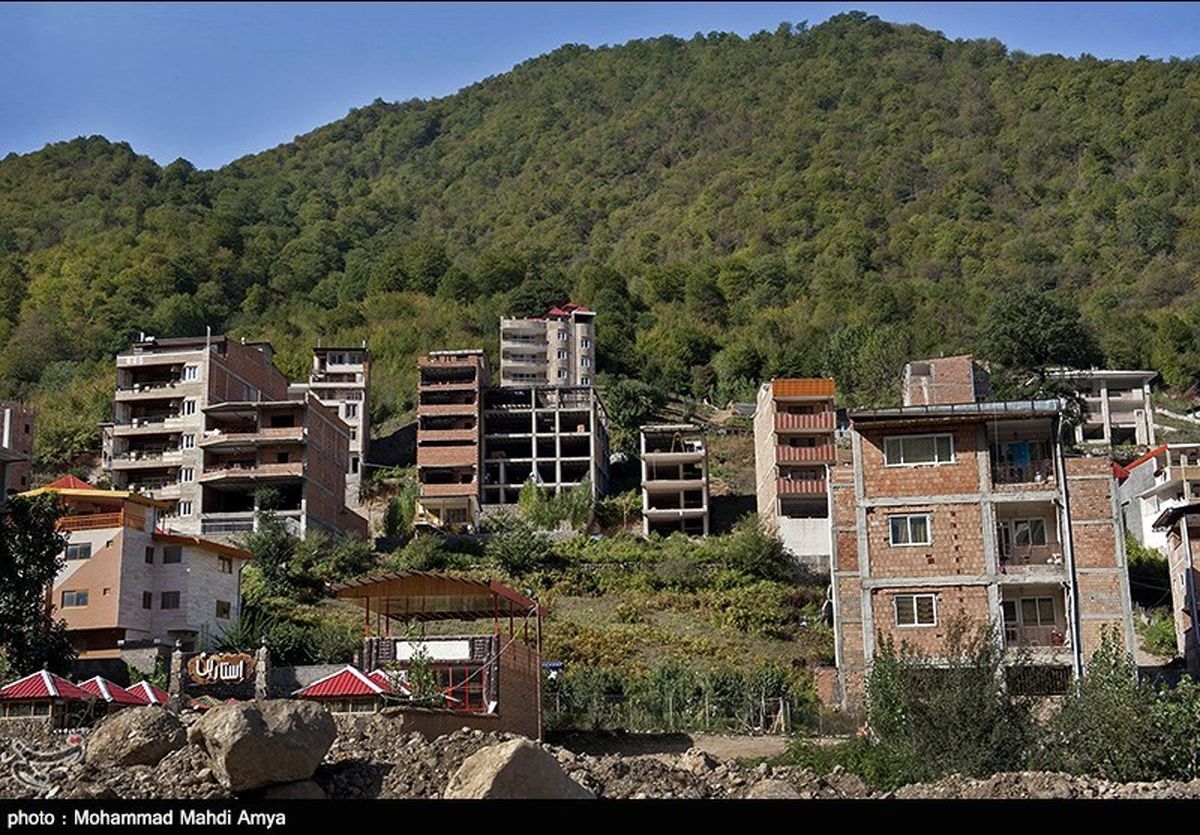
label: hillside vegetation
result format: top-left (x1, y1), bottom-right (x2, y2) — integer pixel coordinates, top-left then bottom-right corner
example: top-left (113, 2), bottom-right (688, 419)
top-left (4, 12), bottom-right (1200, 467)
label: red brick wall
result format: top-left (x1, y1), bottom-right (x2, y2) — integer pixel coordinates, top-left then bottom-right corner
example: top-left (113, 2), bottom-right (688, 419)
top-left (208, 341), bottom-right (290, 404)
top-left (870, 585), bottom-right (990, 655)
top-left (859, 425), bottom-right (983, 498)
top-left (864, 503), bottom-right (986, 577)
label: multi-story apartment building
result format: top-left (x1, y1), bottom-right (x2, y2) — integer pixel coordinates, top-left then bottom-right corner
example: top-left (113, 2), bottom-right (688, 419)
top-left (103, 334), bottom-right (366, 541)
top-left (481, 385), bottom-right (609, 507)
top-left (1048, 368), bottom-right (1157, 447)
top-left (1152, 501), bottom-right (1200, 673)
top-left (901, 355), bottom-right (991, 406)
top-left (640, 424), bottom-right (708, 536)
top-left (24, 476), bottom-right (250, 658)
top-left (753, 379), bottom-right (837, 570)
top-left (415, 350), bottom-right (489, 532)
top-left (498, 303), bottom-right (596, 388)
top-left (1116, 443), bottom-right (1192, 555)
top-left (0, 400), bottom-right (34, 505)
top-left (289, 345), bottom-right (370, 508)
top-left (829, 399), bottom-right (1136, 707)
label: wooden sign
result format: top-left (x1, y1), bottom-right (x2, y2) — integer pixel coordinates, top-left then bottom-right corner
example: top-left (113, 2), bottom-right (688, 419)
top-left (187, 652), bottom-right (255, 685)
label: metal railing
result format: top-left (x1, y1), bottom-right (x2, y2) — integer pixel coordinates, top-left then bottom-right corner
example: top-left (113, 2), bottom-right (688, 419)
top-left (999, 544), bottom-right (1064, 567)
top-left (1004, 624), bottom-right (1069, 649)
top-left (992, 459), bottom-right (1055, 485)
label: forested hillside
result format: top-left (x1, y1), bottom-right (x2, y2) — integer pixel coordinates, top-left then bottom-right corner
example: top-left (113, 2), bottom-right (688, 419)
top-left (4, 11), bottom-right (1200, 468)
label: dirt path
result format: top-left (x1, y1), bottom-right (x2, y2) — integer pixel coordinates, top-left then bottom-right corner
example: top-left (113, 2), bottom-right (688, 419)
top-left (546, 730), bottom-right (789, 762)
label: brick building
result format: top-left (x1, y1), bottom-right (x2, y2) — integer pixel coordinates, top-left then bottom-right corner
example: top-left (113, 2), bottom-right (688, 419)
top-left (901, 355), bottom-right (991, 406)
top-left (753, 379), bottom-right (837, 570)
top-left (830, 399), bottom-right (1136, 707)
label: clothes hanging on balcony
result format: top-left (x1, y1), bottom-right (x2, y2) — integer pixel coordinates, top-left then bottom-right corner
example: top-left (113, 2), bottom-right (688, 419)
top-left (1011, 440), bottom-right (1031, 468)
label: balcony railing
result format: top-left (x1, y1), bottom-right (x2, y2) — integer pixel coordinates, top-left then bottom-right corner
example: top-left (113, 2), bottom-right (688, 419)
top-left (1004, 624), bottom-right (1069, 649)
top-left (58, 512), bottom-right (126, 532)
top-left (777, 477), bottom-right (827, 495)
top-left (999, 544), bottom-right (1064, 567)
top-left (776, 444), bottom-right (836, 463)
top-left (992, 459), bottom-right (1055, 486)
top-left (774, 412), bottom-right (835, 431)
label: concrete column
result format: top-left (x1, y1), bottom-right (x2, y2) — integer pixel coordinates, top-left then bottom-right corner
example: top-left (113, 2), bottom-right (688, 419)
top-left (167, 644), bottom-right (184, 713)
top-left (1100, 380), bottom-right (1112, 444)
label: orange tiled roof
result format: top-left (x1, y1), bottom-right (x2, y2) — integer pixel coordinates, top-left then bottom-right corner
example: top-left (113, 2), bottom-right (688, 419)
top-left (772, 379), bottom-right (836, 398)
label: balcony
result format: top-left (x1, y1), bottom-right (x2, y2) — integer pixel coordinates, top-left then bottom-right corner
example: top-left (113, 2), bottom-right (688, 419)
top-left (418, 428), bottom-right (477, 444)
top-left (110, 449), bottom-right (183, 469)
top-left (774, 412), bottom-right (835, 431)
top-left (111, 415), bottom-right (189, 436)
top-left (419, 481), bottom-right (479, 497)
top-left (198, 462), bottom-right (304, 483)
top-left (115, 380), bottom-right (191, 401)
top-left (999, 544), bottom-right (1065, 569)
top-left (1004, 624), bottom-right (1069, 650)
top-left (643, 477), bottom-right (706, 493)
top-left (199, 427), bottom-right (305, 449)
top-left (777, 477), bottom-right (827, 496)
top-left (992, 460), bottom-right (1055, 487)
top-left (58, 512), bottom-right (130, 532)
top-left (776, 444), bottom-right (836, 463)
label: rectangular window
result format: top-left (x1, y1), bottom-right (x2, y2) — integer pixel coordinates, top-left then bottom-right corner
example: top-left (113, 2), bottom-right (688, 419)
top-left (180, 467), bottom-right (194, 483)
top-left (181, 434), bottom-right (195, 449)
top-left (145, 546), bottom-right (154, 564)
top-left (345, 403), bottom-right (358, 418)
top-left (219, 557), bottom-right (233, 574)
top-left (884, 434), bottom-right (954, 466)
top-left (888, 514), bottom-right (931, 546)
top-left (61, 590), bottom-right (88, 608)
top-left (177, 500), bottom-right (192, 516)
top-left (351, 456), bottom-right (360, 474)
top-left (581, 357), bottom-right (591, 368)
top-left (65, 543), bottom-right (92, 561)
top-left (216, 600), bottom-right (231, 619)
top-left (181, 400), bottom-right (196, 416)
top-left (557, 330), bottom-right (569, 341)
top-left (581, 338), bottom-right (591, 349)
top-left (894, 593), bottom-right (938, 627)
top-left (162, 546), bottom-right (183, 564)
top-left (349, 427), bottom-right (357, 441)
top-left (1013, 519), bottom-right (1047, 547)
top-left (183, 365), bottom-right (198, 381)
top-left (557, 369), bottom-right (568, 380)
top-left (581, 377), bottom-right (590, 386)
top-left (161, 591), bottom-right (181, 610)
top-left (142, 592), bottom-right (152, 610)
top-left (557, 349), bottom-right (568, 360)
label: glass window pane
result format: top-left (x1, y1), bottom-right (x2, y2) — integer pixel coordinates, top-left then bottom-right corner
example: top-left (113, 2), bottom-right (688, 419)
top-left (1037, 598), bottom-right (1055, 624)
top-left (890, 517), bottom-right (907, 544)
top-left (1030, 519), bottom-right (1047, 546)
top-left (906, 437), bottom-right (935, 463)
top-left (1021, 599), bottom-right (1039, 624)
top-left (1002, 600), bottom-right (1018, 623)
top-left (884, 438), bottom-right (902, 465)
top-left (935, 435), bottom-right (953, 462)
top-left (895, 596), bottom-right (915, 625)
top-left (910, 516), bottom-right (929, 544)
top-left (1014, 521), bottom-right (1031, 546)
top-left (916, 596), bottom-right (936, 624)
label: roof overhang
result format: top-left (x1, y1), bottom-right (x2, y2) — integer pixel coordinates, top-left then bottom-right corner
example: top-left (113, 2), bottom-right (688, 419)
top-left (334, 571), bottom-right (538, 622)
top-left (1152, 501), bottom-right (1200, 531)
top-left (851, 399), bottom-right (1062, 429)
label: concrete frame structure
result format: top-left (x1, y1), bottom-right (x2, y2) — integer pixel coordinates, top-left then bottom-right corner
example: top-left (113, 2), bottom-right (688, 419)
top-left (1048, 368), bottom-right (1157, 447)
top-left (1116, 443), bottom-right (1191, 556)
top-left (499, 303), bottom-right (596, 388)
top-left (415, 350), bottom-right (489, 533)
top-left (103, 334), bottom-right (366, 541)
top-left (1152, 502), bottom-right (1200, 674)
top-left (0, 401), bottom-right (34, 501)
top-left (481, 385), bottom-right (609, 507)
top-left (753, 379), bottom-right (837, 571)
top-left (22, 477), bottom-right (251, 659)
top-left (829, 400), bottom-right (1136, 708)
top-left (901, 355), bottom-right (991, 406)
top-left (640, 424), bottom-right (708, 536)
top-left (289, 345), bottom-right (370, 509)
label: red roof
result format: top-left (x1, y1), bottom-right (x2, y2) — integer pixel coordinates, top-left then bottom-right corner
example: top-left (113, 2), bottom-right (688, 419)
top-left (126, 681), bottom-right (169, 705)
top-left (546, 302), bottom-right (593, 318)
top-left (78, 676), bottom-right (146, 705)
top-left (293, 666), bottom-right (394, 698)
top-left (43, 475), bottom-right (94, 490)
top-left (0, 671), bottom-right (96, 701)
top-left (1113, 443), bottom-right (1169, 481)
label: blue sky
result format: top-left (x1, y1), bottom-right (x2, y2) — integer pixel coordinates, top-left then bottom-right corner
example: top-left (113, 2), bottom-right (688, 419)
top-left (3, 2), bottom-right (1200, 170)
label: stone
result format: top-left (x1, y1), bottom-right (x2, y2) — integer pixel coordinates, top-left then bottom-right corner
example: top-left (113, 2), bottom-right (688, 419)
top-left (189, 700), bottom-right (336, 793)
top-left (84, 706), bottom-right (186, 767)
top-left (262, 780), bottom-right (326, 800)
top-left (678, 748), bottom-right (718, 775)
top-left (443, 739), bottom-right (594, 799)
top-left (746, 779), bottom-right (802, 799)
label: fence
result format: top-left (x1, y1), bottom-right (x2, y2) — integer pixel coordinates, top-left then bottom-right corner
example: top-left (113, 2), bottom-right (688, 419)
top-left (543, 690), bottom-right (809, 735)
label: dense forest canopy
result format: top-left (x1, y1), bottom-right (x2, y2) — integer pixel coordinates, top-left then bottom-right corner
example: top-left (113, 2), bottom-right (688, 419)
top-left (4, 12), bottom-right (1200, 467)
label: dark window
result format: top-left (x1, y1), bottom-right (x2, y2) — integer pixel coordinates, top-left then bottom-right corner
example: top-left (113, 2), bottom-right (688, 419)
top-left (219, 557), bottom-right (233, 574)
top-left (145, 547), bottom-right (154, 564)
top-left (65, 543), bottom-right (92, 561)
top-left (142, 592), bottom-right (152, 610)
top-left (162, 546), bottom-right (182, 564)
top-left (161, 591), bottom-right (180, 610)
top-left (216, 600), bottom-right (231, 619)
top-left (62, 590), bottom-right (88, 608)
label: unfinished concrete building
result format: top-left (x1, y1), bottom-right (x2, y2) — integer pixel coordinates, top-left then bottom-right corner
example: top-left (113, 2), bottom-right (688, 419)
top-left (415, 350), bottom-right (488, 532)
top-left (753, 379), bottom-right (837, 570)
top-left (829, 399), bottom-right (1136, 707)
top-left (641, 424), bottom-right (708, 536)
top-left (481, 385), bottom-right (609, 506)
top-left (901, 355), bottom-right (991, 406)
top-left (289, 345), bottom-right (370, 508)
top-left (1152, 502), bottom-right (1200, 674)
top-left (103, 334), bottom-right (366, 541)
top-left (1048, 368), bottom-right (1157, 447)
top-left (0, 400), bottom-right (34, 502)
top-left (498, 303), bottom-right (596, 388)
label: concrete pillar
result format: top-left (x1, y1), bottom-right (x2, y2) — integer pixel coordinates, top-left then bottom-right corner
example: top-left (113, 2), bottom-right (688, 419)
top-left (167, 643), bottom-right (184, 713)
top-left (1100, 380), bottom-right (1112, 444)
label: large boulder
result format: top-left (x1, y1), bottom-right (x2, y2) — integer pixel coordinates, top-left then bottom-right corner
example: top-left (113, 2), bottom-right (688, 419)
top-left (85, 706), bottom-right (186, 767)
top-left (189, 700), bottom-right (336, 793)
top-left (444, 738), bottom-right (593, 799)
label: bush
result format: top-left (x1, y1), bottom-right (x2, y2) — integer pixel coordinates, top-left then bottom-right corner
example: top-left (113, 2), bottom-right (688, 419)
top-left (484, 518), bottom-right (554, 574)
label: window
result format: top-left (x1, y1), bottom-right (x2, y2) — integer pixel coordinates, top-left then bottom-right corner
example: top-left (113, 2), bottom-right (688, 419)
top-left (218, 557), bottom-right (233, 574)
top-left (557, 369), bottom-right (568, 380)
top-left (894, 594), bottom-right (937, 627)
top-left (160, 591), bottom-right (180, 610)
top-left (581, 377), bottom-right (590, 386)
top-left (65, 543), bottom-right (92, 561)
top-left (177, 500), bottom-right (192, 516)
top-left (276, 452), bottom-right (289, 464)
top-left (243, 384), bottom-right (257, 400)
top-left (888, 514), bottom-right (931, 546)
top-left (216, 600), bottom-right (231, 620)
top-left (142, 592), bottom-right (152, 610)
top-left (61, 590), bottom-right (88, 608)
top-left (183, 365), bottom-right (198, 381)
top-left (345, 403), bottom-right (358, 419)
top-left (180, 467), bottom-right (194, 483)
top-left (1002, 597), bottom-right (1057, 627)
top-left (181, 434), bottom-right (195, 449)
top-left (557, 330), bottom-right (569, 341)
top-left (581, 357), bottom-right (591, 368)
top-left (181, 400), bottom-right (196, 416)
top-left (162, 546), bottom-right (183, 564)
top-left (145, 546), bottom-right (154, 564)
top-left (351, 456), bottom-right (360, 474)
top-left (349, 427), bottom-right (357, 441)
top-left (581, 337), bottom-right (591, 349)
top-left (1013, 519), bottom-right (1047, 547)
top-left (556, 349), bottom-right (569, 360)
top-left (884, 434), bottom-right (954, 466)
